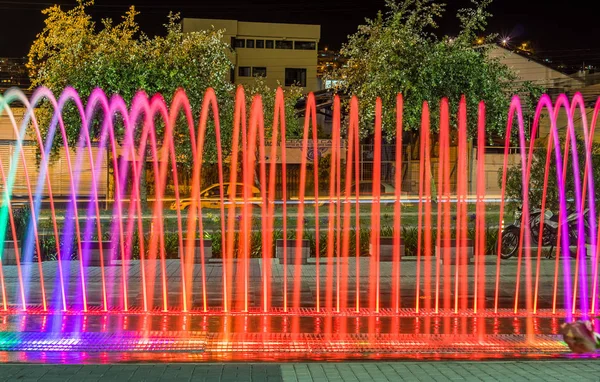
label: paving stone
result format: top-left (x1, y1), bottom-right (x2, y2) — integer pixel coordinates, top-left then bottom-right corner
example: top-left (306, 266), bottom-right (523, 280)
top-left (1, 359), bottom-right (600, 381)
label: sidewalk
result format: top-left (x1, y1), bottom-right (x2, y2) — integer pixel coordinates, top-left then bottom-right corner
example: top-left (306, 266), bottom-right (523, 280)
top-left (0, 360), bottom-right (598, 381)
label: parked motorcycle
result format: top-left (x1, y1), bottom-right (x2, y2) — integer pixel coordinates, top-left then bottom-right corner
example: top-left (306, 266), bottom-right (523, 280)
top-left (498, 205), bottom-right (591, 259)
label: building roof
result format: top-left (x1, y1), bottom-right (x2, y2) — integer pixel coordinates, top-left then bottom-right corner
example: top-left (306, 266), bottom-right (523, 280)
top-left (487, 45), bottom-right (583, 94)
top-left (182, 18), bottom-right (320, 40)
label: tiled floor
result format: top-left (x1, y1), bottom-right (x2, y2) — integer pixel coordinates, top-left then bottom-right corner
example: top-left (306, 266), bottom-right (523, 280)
top-left (1, 360), bottom-right (599, 381)
top-left (0, 257), bottom-right (587, 309)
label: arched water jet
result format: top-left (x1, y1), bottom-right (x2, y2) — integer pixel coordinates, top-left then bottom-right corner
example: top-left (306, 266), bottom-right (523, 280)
top-left (0, 86), bottom-right (598, 358)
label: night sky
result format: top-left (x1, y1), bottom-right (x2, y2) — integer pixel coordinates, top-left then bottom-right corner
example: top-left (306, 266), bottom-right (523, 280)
top-left (1, 0), bottom-right (598, 68)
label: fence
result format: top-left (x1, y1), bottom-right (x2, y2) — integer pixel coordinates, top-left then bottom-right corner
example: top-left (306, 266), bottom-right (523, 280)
top-left (0, 140), bottom-right (109, 201)
top-left (358, 144), bottom-right (523, 196)
top-left (154, 144), bottom-right (525, 199)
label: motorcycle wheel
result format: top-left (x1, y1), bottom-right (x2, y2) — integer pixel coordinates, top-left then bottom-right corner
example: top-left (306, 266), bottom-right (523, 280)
top-left (529, 212), bottom-right (542, 245)
top-left (568, 227), bottom-right (586, 259)
top-left (541, 227), bottom-right (556, 247)
top-left (499, 226), bottom-right (520, 259)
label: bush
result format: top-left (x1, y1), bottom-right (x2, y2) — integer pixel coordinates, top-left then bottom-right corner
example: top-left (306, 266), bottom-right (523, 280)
top-left (205, 230), bottom-right (222, 258)
top-left (163, 232), bottom-right (180, 259)
top-left (37, 234), bottom-right (78, 261)
top-left (11, 205), bottom-right (31, 243)
top-left (23, 216), bottom-right (502, 262)
top-left (402, 226), bottom-right (419, 256)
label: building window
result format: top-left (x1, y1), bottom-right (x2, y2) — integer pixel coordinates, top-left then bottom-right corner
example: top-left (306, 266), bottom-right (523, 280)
top-left (324, 79), bottom-right (342, 89)
top-left (252, 67), bottom-right (267, 77)
top-left (265, 40), bottom-right (274, 49)
top-left (285, 68), bottom-right (307, 87)
top-left (275, 40), bottom-right (293, 49)
top-left (294, 41), bottom-right (316, 50)
top-left (233, 38), bottom-right (245, 48)
top-left (256, 39), bottom-right (265, 48)
top-left (238, 66), bottom-right (251, 77)
top-left (246, 39), bottom-right (255, 48)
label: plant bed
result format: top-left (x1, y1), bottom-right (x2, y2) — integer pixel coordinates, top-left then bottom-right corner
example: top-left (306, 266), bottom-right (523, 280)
top-left (276, 239), bottom-right (310, 265)
top-left (179, 238), bottom-right (212, 264)
top-left (369, 237), bottom-right (405, 261)
top-left (1, 241), bottom-right (37, 265)
top-left (1, 241), bottom-right (18, 265)
top-left (82, 241), bottom-right (114, 267)
top-left (436, 239), bottom-right (474, 265)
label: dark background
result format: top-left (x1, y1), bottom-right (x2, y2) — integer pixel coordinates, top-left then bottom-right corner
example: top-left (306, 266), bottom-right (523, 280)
top-left (1, 0), bottom-right (598, 68)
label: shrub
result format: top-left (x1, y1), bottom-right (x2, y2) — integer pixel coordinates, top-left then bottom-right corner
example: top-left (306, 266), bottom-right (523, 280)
top-left (402, 226), bottom-right (419, 256)
top-left (11, 205), bottom-right (31, 243)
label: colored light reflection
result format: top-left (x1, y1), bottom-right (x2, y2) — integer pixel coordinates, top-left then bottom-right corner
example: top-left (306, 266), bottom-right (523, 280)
top-left (0, 312), bottom-right (578, 362)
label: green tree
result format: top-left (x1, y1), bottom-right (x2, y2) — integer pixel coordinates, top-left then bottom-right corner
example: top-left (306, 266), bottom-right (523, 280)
top-left (332, 0), bottom-right (544, 143)
top-left (27, 1), bottom-right (304, 197)
top-left (28, 1), bottom-right (235, 168)
top-left (243, 76), bottom-right (304, 139)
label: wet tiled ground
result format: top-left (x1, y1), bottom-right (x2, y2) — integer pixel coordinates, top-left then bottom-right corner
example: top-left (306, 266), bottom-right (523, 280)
top-left (1, 360), bottom-right (600, 381)
top-left (0, 257), bottom-right (587, 310)
top-left (0, 258), bottom-right (586, 362)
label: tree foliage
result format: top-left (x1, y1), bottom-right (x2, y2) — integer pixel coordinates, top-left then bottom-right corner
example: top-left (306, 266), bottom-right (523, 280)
top-left (27, 0), bottom-right (303, 171)
top-left (243, 77), bottom-right (303, 140)
top-left (28, 1), bottom-right (235, 166)
top-left (333, 0), bottom-right (544, 142)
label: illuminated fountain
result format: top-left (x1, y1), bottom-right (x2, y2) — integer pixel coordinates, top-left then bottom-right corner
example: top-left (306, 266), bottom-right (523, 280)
top-left (0, 86), bottom-right (599, 361)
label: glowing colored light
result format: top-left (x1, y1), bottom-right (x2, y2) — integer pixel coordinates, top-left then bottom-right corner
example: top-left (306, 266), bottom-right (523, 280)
top-left (0, 86), bottom-right (596, 359)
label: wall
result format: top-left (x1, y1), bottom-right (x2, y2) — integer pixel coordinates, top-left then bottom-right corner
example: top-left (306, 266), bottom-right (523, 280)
top-left (488, 46), bottom-right (583, 92)
top-left (182, 18), bottom-right (320, 92)
top-left (0, 108), bottom-right (108, 199)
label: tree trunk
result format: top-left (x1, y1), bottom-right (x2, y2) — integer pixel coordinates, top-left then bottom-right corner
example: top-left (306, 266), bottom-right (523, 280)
top-left (254, 166), bottom-right (261, 193)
